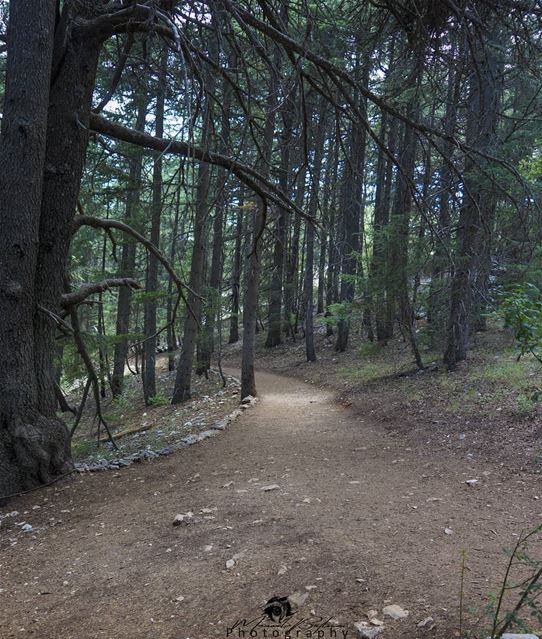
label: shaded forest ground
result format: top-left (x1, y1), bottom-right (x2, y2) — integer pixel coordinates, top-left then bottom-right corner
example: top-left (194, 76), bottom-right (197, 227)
top-left (224, 320), bottom-right (542, 473)
top-left (1, 329), bottom-right (542, 638)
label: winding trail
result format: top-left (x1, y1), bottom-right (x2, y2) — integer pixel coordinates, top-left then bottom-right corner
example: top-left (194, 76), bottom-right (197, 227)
top-left (0, 370), bottom-right (540, 639)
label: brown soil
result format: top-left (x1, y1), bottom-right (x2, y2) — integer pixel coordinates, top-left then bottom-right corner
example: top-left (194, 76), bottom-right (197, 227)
top-left (1, 368), bottom-right (541, 639)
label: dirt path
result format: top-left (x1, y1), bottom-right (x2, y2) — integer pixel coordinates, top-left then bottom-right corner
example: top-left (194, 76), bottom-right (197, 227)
top-left (1, 370), bottom-right (540, 639)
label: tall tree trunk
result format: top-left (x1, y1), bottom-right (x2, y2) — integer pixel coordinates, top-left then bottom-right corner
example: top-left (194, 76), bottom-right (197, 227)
top-left (444, 24), bottom-right (502, 368)
top-left (284, 164), bottom-right (307, 338)
top-left (241, 68), bottom-right (278, 398)
top-left (305, 98), bottom-right (328, 362)
top-left (387, 105), bottom-right (418, 339)
top-left (142, 49), bottom-right (166, 405)
top-left (265, 86), bottom-right (296, 348)
top-left (428, 46), bottom-right (461, 341)
top-left (335, 117), bottom-right (366, 352)
top-left (34, 12), bottom-right (103, 422)
top-left (172, 54), bottom-right (216, 402)
top-left (166, 167), bottom-right (184, 371)
top-left (0, 0), bottom-right (71, 496)
top-left (317, 138), bottom-right (336, 315)
top-left (111, 91), bottom-right (147, 396)
top-left (196, 45), bottom-right (233, 373)
top-left (370, 113), bottom-right (398, 343)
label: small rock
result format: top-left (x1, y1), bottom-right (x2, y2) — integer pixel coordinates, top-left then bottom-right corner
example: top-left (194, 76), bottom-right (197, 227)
top-left (465, 479), bottom-right (479, 486)
top-left (445, 527), bottom-right (453, 535)
top-left (261, 484), bottom-right (280, 492)
top-left (277, 565), bottom-right (288, 575)
top-left (241, 395), bottom-right (255, 404)
top-left (417, 616), bottom-right (434, 628)
top-left (21, 523), bottom-right (34, 533)
top-left (382, 604), bottom-right (409, 620)
top-left (225, 559), bottom-right (235, 569)
top-left (175, 596), bottom-right (185, 602)
top-left (222, 481), bottom-right (234, 488)
top-left (172, 513), bottom-right (193, 526)
top-left (288, 591), bottom-right (309, 607)
top-left (354, 621), bottom-right (385, 639)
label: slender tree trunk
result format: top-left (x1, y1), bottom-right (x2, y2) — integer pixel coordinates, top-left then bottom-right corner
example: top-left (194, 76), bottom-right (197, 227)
top-left (111, 92), bottom-right (147, 396)
top-left (197, 50), bottom-right (233, 373)
top-left (325, 126), bottom-right (340, 336)
top-left (370, 113), bottom-right (398, 342)
top-left (228, 193), bottom-right (244, 344)
top-left (241, 67), bottom-right (278, 398)
top-left (428, 48), bottom-right (461, 340)
top-left (305, 98), bottom-right (328, 362)
top-left (387, 104), bottom-right (418, 337)
top-left (143, 49), bottom-right (166, 405)
top-left (317, 140), bottom-right (336, 315)
top-left (284, 165), bottom-right (307, 337)
top-left (166, 168), bottom-right (183, 370)
top-left (172, 57), bottom-right (216, 402)
top-left (265, 86), bottom-right (296, 348)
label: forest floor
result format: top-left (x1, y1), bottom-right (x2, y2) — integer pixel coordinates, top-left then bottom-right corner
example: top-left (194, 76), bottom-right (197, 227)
top-left (1, 329), bottom-right (542, 639)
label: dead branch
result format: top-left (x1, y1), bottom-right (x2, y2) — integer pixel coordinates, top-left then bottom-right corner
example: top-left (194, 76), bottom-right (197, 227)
top-left (54, 382), bottom-right (77, 414)
top-left (68, 307), bottom-right (118, 450)
top-left (61, 278), bottom-right (141, 309)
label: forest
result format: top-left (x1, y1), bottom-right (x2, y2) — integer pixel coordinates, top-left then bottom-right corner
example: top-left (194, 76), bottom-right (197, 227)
top-left (2, 1), bottom-right (542, 638)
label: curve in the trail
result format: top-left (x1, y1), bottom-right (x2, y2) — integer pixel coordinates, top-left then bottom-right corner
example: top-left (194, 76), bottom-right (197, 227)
top-left (0, 370), bottom-right (538, 639)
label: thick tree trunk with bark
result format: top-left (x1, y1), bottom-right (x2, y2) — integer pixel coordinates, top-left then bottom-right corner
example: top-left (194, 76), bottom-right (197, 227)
top-left (0, 0), bottom-right (70, 496)
top-left (34, 16), bottom-right (103, 421)
top-left (444, 24), bottom-right (502, 368)
top-left (240, 205), bottom-right (263, 398)
top-left (428, 58), bottom-right (459, 339)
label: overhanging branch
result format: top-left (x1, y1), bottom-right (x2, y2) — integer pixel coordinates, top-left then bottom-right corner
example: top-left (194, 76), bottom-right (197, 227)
top-left (88, 113), bottom-right (317, 228)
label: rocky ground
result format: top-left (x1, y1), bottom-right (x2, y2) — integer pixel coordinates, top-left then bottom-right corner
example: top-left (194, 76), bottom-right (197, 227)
top-left (70, 364), bottom-right (243, 472)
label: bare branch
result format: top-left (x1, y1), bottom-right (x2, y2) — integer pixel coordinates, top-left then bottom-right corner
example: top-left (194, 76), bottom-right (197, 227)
top-left (61, 278), bottom-right (141, 309)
